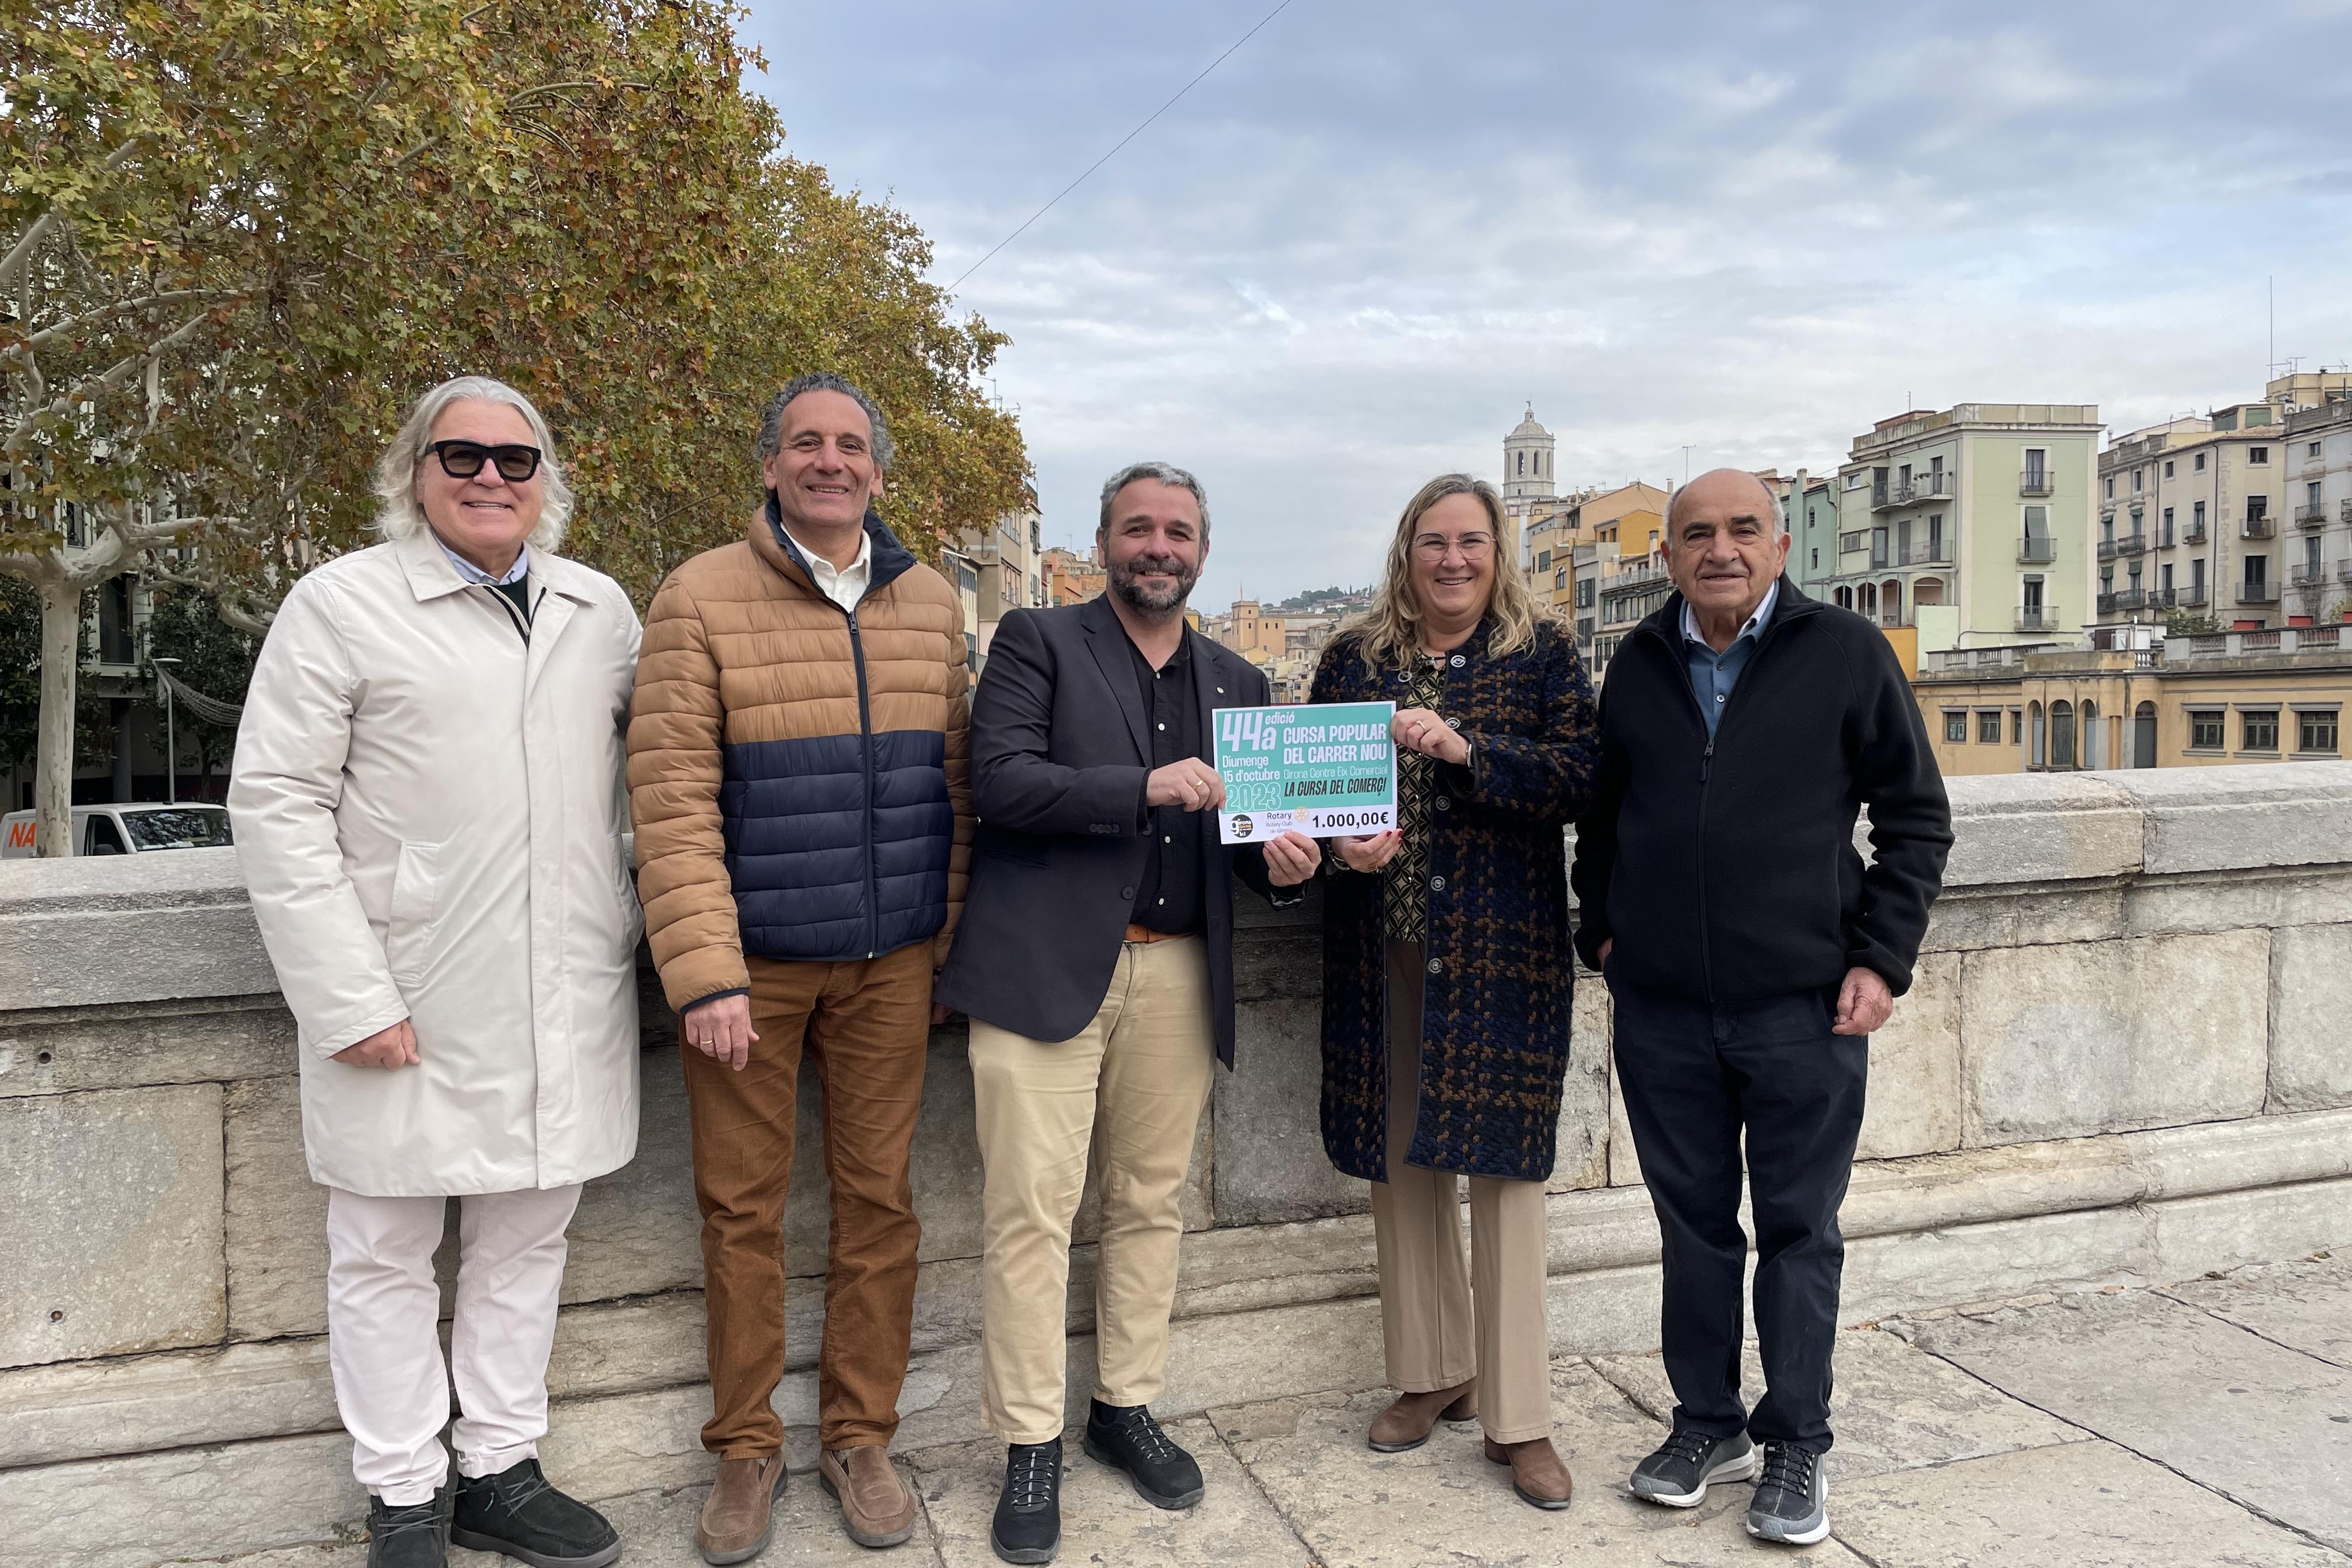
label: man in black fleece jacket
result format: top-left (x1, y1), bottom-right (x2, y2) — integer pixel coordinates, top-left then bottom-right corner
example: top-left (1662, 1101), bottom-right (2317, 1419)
top-left (1572, 469), bottom-right (1951, 1546)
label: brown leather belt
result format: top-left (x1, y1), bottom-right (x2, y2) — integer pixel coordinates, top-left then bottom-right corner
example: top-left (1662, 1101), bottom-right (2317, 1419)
top-left (1123, 923), bottom-right (1189, 944)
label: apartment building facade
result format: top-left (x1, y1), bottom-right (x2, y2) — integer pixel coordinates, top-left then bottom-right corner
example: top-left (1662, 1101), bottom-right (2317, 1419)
top-left (2284, 394), bottom-right (2352, 620)
top-left (2095, 405), bottom-right (2291, 631)
top-left (1041, 545), bottom-right (1105, 606)
top-left (1777, 472), bottom-right (1842, 598)
top-left (1590, 556), bottom-right (1674, 674)
top-left (1915, 629), bottom-right (2352, 776)
top-left (957, 501), bottom-right (1045, 670)
top-left (1525, 480), bottom-right (1667, 614)
top-left (1828, 403), bottom-right (2101, 654)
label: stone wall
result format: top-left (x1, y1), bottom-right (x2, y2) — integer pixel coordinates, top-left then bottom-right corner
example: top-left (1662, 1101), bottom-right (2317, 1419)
top-left (4, 763), bottom-right (2352, 1567)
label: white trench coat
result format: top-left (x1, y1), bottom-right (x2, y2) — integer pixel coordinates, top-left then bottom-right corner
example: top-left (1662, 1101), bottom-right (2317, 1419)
top-left (230, 530), bottom-right (645, 1196)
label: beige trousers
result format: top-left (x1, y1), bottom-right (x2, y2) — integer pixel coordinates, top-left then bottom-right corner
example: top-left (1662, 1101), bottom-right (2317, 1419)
top-left (1368, 939), bottom-right (1553, 1444)
top-left (970, 935), bottom-right (1217, 1445)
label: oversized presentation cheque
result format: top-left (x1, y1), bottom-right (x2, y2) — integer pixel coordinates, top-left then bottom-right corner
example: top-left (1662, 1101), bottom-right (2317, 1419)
top-left (1212, 701), bottom-right (1398, 845)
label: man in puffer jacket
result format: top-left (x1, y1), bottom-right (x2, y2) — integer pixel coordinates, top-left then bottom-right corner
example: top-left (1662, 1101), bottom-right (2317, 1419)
top-left (628, 372), bottom-right (973, 1562)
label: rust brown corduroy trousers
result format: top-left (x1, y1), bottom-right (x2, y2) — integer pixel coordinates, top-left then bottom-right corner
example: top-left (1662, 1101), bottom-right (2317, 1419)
top-left (682, 944), bottom-right (932, 1457)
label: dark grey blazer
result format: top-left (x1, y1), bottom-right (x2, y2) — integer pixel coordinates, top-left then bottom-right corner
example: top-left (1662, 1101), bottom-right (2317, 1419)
top-left (936, 593), bottom-right (1292, 1066)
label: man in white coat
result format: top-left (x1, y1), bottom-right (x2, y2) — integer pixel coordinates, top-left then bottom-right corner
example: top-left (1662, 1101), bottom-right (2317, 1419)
top-left (230, 376), bottom-right (643, 1568)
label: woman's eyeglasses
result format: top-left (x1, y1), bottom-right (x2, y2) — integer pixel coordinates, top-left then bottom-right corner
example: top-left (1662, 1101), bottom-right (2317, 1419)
top-left (428, 440), bottom-right (542, 482)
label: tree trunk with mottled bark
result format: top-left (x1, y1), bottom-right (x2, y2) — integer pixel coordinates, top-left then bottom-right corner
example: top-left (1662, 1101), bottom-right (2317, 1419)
top-left (35, 577), bottom-right (78, 856)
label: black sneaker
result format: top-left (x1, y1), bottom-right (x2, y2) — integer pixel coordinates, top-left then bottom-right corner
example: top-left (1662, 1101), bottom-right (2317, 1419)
top-left (991, 1440), bottom-right (1063, 1565)
top-left (450, 1458), bottom-right (622, 1568)
top-left (1082, 1400), bottom-right (1205, 1510)
top-left (365, 1488), bottom-right (450, 1568)
top-left (1746, 1441), bottom-right (1829, 1545)
top-left (1629, 1426), bottom-right (1757, 1507)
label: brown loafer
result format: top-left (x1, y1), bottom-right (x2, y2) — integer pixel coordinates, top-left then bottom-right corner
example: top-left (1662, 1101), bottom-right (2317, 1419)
top-left (1485, 1436), bottom-right (1574, 1510)
top-left (1368, 1380), bottom-right (1479, 1452)
top-left (696, 1452), bottom-right (789, 1564)
top-left (818, 1443), bottom-right (917, 1549)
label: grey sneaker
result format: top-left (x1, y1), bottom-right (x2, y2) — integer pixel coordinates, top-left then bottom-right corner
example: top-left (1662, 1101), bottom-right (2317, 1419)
top-left (1629, 1427), bottom-right (1756, 1507)
top-left (1745, 1442), bottom-right (1829, 1545)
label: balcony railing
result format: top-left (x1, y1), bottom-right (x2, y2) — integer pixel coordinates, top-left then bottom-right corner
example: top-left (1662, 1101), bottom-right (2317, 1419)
top-left (2151, 587), bottom-right (2178, 610)
top-left (2017, 536), bottom-right (2057, 564)
top-left (2118, 533), bottom-right (2148, 557)
top-left (2341, 561), bottom-right (2352, 586)
top-left (2185, 523), bottom-right (2209, 544)
top-left (2098, 538), bottom-right (2119, 561)
top-left (2015, 604), bottom-right (2063, 632)
top-left (2295, 503), bottom-right (2330, 530)
top-left (2171, 625), bottom-right (2352, 661)
top-left (2156, 528), bottom-right (2176, 549)
top-left (2178, 584), bottom-right (2210, 607)
top-left (2342, 498), bottom-right (2352, 525)
top-left (2290, 562), bottom-right (2329, 587)
top-left (2113, 587), bottom-right (2146, 611)
top-left (1873, 473), bottom-right (1953, 510)
top-left (2238, 581), bottom-right (2279, 604)
top-left (2020, 469), bottom-right (2054, 497)
top-left (2243, 516), bottom-right (2276, 540)
top-left (1899, 540), bottom-right (1950, 566)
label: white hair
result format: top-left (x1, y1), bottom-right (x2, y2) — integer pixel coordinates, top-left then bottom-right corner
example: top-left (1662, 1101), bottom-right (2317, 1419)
top-left (373, 376), bottom-right (575, 551)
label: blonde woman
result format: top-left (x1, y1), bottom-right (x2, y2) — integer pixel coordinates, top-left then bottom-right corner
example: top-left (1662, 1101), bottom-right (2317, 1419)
top-left (231, 376), bottom-right (641, 1568)
top-left (1307, 474), bottom-right (1599, 1509)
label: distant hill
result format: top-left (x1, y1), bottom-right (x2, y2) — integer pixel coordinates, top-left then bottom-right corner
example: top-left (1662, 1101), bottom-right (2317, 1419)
top-left (1275, 586), bottom-right (1371, 612)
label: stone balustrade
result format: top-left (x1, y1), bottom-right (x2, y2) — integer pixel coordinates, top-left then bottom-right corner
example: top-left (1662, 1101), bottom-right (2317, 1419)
top-left (4, 764), bottom-right (2351, 1567)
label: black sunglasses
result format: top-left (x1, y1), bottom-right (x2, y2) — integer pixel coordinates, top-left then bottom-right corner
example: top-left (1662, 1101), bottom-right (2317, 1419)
top-left (427, 439), bottom-right (542, 482)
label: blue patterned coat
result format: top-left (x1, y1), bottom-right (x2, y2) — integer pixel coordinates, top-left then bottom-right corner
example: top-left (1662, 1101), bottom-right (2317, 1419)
top-left (1310, 620), bottom-right (1600, 1183)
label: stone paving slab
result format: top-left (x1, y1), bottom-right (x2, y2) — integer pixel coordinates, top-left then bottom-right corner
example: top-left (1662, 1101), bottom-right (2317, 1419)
top-left (201, 1459), bottom-right (937, 1568)
top-left (1591, 1325), bottom-right (2088, 1480)
top-left (1902, 1289), bottom-right (2352, 1553)
top-left (906, 1416), bottom-right (1312, 1568)
top-left (2160, 1253), bottom-right (2352, 1368)
top-left (1830, 1438), bottom-right (2347, 1567)
top-left (1213, 1367), bottom-right (1874, 1566)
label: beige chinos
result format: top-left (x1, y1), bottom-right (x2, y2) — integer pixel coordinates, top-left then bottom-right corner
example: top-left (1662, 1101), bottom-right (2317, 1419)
top-left (1368, 938), bottom-right (1553, 1444)
top-left (970, 934), bottom-right (1216, 1445)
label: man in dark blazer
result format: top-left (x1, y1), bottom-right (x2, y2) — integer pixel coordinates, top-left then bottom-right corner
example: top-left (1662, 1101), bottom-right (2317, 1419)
top-left (938, 461), bottom-right (1319, 1566)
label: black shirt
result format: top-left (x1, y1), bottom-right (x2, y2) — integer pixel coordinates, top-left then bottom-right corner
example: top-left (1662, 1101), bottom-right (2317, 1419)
top-left (1128, 632), bottom-right (1207, 935)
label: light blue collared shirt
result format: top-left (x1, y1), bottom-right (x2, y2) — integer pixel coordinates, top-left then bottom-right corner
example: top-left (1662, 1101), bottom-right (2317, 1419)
top-left (1681, 579), bottom-right (1780, 738)
top-left (436, 536), bottom-right (530, 587)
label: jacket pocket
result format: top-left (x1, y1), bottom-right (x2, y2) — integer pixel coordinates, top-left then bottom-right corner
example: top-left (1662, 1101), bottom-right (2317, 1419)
top-left (386, 841), bottom-right (441, 988)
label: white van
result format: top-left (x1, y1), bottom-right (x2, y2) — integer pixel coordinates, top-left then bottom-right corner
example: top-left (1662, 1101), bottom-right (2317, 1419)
top-left (0, 803), bottom-right (235, 858)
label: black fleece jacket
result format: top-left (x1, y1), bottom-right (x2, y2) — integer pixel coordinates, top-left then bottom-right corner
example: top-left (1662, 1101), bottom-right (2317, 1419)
top-left (1570, 580), bottom-right (1952, 1003)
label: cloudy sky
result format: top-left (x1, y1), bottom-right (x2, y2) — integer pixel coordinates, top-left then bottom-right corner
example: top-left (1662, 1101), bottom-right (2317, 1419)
top-left (740, 0), bottom-right (2352, 608)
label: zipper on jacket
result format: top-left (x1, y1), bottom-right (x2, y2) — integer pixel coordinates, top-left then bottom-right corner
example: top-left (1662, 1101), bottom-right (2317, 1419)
top-left (1642, 605), bottom-right (1802, 1003)
top-left (1668, 648), bottom-right (1718, 1003)
top-left (846, 607), bottom-right (881, 959)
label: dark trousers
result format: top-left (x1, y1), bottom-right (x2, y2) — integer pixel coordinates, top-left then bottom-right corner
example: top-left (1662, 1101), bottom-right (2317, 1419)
top-left (1608, 977), bottom-right (1867, 1453)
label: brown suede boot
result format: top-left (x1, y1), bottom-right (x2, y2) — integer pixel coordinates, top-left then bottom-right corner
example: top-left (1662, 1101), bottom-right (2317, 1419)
top-left (817, 1444), bottom-right (917, 1549)
top-left (1485, 1436), bottom-right (1574, 1510)
top-left (1367, 1380), bottom-right (1479, 1453)
top-left (696, 1452), bottom-right (788, 1564)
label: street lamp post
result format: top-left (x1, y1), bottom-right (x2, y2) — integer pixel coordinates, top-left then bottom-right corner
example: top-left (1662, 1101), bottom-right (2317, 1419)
top-left (152, 656), bottom-right (181, 806)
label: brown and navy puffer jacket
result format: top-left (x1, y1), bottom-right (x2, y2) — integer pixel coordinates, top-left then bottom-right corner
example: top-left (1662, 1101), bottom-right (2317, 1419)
top-left (628, 502), bottom-right (972, 1013)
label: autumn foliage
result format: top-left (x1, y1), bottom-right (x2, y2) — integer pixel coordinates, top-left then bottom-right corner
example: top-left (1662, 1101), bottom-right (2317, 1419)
top-left (1, 0), bottom-right (1030, 613)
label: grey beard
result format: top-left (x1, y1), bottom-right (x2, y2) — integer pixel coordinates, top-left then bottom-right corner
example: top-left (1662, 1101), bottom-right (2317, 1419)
top-left (1110, 561), bottom-right (1196, 616)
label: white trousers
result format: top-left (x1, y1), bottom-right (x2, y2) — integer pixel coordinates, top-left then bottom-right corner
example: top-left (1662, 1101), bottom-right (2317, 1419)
top-left (326, 1184), bottom-right (582, 1504)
